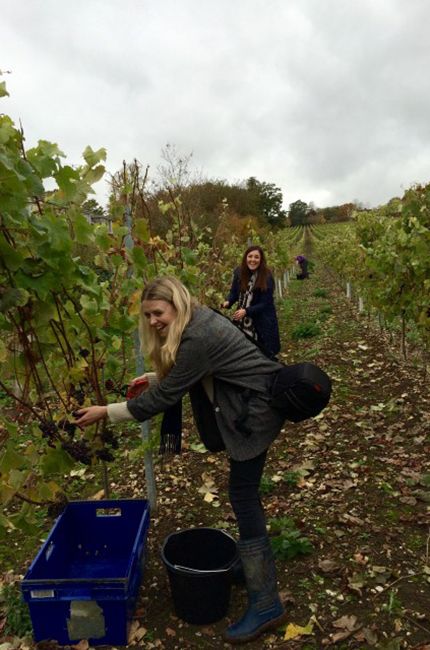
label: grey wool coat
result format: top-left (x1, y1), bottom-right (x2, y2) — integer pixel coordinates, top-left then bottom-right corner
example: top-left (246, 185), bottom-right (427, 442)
top-left (126, 306), bottom-right (286, 461)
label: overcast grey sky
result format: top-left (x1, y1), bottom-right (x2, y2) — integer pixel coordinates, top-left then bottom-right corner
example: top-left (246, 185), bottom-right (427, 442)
top-left (2, 0), bottom-right (429, 210)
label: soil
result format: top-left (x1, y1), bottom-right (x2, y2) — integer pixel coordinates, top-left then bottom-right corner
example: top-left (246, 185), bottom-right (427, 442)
top-left (1, 251), bottom-right (430, 649)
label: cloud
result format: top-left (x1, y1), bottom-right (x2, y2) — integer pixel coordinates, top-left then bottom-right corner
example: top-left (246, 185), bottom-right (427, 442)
top-left (1, 0), bottom-right (429, 209)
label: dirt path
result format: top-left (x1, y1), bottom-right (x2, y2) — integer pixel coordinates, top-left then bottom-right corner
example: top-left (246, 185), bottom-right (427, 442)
top-left (3, 252), bottom-right (430, 650)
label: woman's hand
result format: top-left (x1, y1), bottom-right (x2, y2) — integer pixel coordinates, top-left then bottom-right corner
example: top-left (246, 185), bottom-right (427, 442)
top-left (232, 308), bottom-right (246, 321)
top-left (126, 375), bottom-right (149, 399)
top-left (74, 405), bottom-right (108, 428)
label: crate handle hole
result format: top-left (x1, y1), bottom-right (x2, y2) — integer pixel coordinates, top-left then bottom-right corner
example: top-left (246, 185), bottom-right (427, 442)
top-left (96, 507), bottom-right (122, 517)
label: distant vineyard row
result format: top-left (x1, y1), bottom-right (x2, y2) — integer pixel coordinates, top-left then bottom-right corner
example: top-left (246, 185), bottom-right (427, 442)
top-left (310, 185), bottom-right (430, 355)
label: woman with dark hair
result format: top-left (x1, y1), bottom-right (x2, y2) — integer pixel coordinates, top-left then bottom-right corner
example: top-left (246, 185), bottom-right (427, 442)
top-left (222, 245), bottom-right (280, 358)
top-left (74, 276), bottom-right (288, 644)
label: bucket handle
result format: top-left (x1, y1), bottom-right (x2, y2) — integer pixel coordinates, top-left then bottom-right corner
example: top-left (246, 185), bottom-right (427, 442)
top-left (173, 564), bottom-right (231, 575)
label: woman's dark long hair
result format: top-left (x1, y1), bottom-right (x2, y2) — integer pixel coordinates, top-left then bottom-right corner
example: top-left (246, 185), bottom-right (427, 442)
top-left (239, 245), bottom-right (271, 291)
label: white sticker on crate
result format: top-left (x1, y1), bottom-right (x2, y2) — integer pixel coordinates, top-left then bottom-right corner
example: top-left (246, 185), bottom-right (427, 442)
top-left (30, 590), bottom-right (55, 599)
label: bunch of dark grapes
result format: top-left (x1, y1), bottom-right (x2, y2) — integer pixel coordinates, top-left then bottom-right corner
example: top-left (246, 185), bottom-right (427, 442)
top-left (39, 420), bottom-right (59, 447)
top-left (104, 379), bottom-right (116, 392)
top-left (100, 427), bottom-right (119, 449)
top-left (61, 440), bottom-right (92, 465)
top-left (95, 449), bottom-right (115, 462)
top-left (57, 419), bottom-right (76, 438)
top-left (70, 383), bottom-right (86, 405)
top-left (74, 390), bottom-right (85, 405)
top-left (105, 379), bottom-right (126, 398)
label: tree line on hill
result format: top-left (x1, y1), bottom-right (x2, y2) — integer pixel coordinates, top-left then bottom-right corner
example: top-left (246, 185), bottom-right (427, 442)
top-left (83, 145), bottom-right (373, 239)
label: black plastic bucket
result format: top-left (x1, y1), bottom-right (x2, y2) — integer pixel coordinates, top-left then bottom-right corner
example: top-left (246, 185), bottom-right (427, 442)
top-left (161, 527), bottom-right (238, 625)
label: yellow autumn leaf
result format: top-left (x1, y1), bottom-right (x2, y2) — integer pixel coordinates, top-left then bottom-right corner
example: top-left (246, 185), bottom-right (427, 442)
top-left (128, 289), bottom-right (142, 316)
top-left (111, 335), bottom-right (122, 351)
top-left (284, 620), bottom-right (314, 641)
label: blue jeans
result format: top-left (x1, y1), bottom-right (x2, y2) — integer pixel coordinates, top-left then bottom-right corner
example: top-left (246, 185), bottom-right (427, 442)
top-left (228, 450), bottom-right (268, 540)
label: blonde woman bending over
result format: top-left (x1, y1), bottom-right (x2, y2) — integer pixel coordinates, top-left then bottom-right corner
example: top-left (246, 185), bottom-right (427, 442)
top-left (75, 276), bottom-right (287, 644)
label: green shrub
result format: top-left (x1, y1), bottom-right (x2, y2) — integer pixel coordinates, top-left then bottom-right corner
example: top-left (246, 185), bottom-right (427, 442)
top-left (260, 475), bottom-right (276, 495)
top-left (313, 288), bottom-right (328, 298)
top-left (269, 515), bottom-right (297, 533)
top-left (283, 470), bottom-right (302, 487)
top-left (1, 583), bottom-right (32, 637)
top-left (319, 304), bottom-right (332, 315)
top-left (291, 322), bottom-right (321, 340)
top-left (269, 517), bottom-right (313, 560)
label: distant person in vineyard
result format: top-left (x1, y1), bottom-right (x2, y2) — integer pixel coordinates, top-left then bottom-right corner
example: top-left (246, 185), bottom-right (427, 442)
top-left (295, 254), bottom-right (309, 280)
top-left (222, 245), bottom-right (281, 358)
top-left (74, 276), bottom-right (288, 644)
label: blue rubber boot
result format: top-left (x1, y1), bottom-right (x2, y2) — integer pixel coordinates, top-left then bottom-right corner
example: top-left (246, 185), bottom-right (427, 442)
top-left (224, 536), bottom-right (287, 644)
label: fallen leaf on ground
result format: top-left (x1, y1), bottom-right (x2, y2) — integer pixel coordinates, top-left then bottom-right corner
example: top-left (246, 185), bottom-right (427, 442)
top-left (71, 641), bottom-right (89, 650)
top-left (353, 552), bottom-right (368, 565)
top-left (283, 620), bottom-right (314, 640)
top-left (399, 496), bottom-right (417, 505)
top-left (318, 558), bottom-right (340, 573)
top-left (89, 488), bottom-right (105, 500)
top-left (333, 614), bottom-right (358, 630)
top-left (204, 491), bottom-right (216, 503)
top-left (354, 626), bottom-right (378, 645)
top-left (128, 619), bottom-right (142, 642)
top-left (332, 629), bottom-right (358, 642)
top-left (279, 589), bottom-right (296, 604)
top-left (198, 472), bottom-right (219, 502)
top-left (128, 620), bottom-right (147, 643)
top-left (339, 513), bottom-right (364, 526)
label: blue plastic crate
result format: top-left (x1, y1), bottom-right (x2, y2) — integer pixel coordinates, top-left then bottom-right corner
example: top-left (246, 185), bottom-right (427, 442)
top-left (21, 499), bottom-right (150, 646)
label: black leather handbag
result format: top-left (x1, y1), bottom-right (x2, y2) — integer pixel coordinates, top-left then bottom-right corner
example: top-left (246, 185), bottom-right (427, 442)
top-left (270, 362), bottom-right (332, 422)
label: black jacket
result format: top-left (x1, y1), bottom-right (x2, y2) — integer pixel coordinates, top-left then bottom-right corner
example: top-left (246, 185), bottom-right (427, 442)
top-left (226, 268), bottom-right (281, 357)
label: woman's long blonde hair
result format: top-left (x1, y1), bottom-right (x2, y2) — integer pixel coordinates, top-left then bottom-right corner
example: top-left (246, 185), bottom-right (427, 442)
top-left (139, 276), bottom-right (197, 378)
